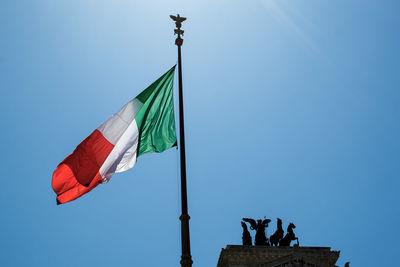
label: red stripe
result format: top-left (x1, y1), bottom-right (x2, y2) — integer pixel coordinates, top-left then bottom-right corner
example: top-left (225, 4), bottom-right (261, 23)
top-left (52, 129), bottom-right (114, 204)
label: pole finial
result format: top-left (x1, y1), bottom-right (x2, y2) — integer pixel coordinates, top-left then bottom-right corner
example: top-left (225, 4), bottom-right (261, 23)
top-left (170, 14), bottom-right (186, 46)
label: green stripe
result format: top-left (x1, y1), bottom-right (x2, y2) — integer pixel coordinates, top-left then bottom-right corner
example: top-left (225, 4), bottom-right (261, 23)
top-left (135, 66), bottom-right (177, 156)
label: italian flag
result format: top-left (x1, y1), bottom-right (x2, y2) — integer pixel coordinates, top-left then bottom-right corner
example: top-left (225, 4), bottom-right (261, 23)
top-left (52, 66), bottom-right (177, 204)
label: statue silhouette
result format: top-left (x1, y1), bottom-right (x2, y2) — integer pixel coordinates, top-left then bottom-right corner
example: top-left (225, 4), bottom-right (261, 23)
top-left (242, 218), bottom-right (271, 246)
top-left (279, 222), bottom-right (297, 247)
top-left (269, 218), bottom-right (284, 246)
top-left (241, 221), bottom-right (252, 246)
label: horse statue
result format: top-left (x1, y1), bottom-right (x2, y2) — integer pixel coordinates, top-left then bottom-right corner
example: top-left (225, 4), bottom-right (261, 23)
top-left (242, 217), bottom-right (271, 246)
top-left (241, 221), bottom-right (252, 245)
top-left (269, 218), bottom-right (284, 246)
top-left (279, 222), bottom-right (297, 247)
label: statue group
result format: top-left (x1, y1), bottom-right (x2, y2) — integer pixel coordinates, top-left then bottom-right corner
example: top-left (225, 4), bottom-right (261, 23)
top-left (241, 218), bottom-right (298, 247)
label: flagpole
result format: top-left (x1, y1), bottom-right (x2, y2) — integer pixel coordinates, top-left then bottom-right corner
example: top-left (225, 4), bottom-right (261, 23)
top-left (170, 14), bottom-right (193, 267)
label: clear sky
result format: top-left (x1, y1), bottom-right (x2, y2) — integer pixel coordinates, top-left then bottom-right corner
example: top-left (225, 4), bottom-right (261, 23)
top-left (1, 1), bottom-right (399, 266)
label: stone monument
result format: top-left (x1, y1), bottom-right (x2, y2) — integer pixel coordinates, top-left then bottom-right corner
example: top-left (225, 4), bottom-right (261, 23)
top-left (216, 218), bottom-right (346, 267)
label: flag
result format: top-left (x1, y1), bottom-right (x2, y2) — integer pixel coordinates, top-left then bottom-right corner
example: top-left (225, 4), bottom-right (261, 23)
top-left (52, 66), bottom-right (177, 204)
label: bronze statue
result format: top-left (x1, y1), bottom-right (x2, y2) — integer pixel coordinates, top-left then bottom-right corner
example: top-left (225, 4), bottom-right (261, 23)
top-left (242, 218), bottom-right (271, 246)
top-left (269, 218), bottom-right (284, 246)
top-left (241, 221), bottom-right (252, 246)
top-left (279, 222), bottom-right (297, 246)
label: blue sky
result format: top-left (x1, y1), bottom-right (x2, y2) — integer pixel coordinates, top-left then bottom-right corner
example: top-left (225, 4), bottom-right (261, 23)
top-left (1, 1), bottom-right (399, 266)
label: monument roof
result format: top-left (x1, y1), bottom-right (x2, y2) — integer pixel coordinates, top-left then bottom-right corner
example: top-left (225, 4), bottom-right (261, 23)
top-left (217, 245), bottom-right (340, 267)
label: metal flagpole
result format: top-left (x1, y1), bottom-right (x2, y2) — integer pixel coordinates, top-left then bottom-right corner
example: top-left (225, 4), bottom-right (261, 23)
top-left (169, 14), bottom-right (193, 267)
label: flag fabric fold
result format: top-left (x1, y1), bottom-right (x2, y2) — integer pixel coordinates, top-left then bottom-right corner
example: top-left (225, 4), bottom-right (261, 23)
top-left (52, 66), bottom-right (177, 204)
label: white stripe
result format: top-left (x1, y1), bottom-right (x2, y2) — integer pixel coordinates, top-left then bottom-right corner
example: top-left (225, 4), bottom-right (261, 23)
top-left (97, 98), bottom-right (143, 145)
top-left (99, 119), bottom-right (139, 183)
top-left (97, 98), bottom-right (143, 183)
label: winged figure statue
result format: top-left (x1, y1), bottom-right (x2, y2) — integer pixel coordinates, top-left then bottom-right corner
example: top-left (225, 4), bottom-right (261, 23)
top-left (242, 217), bottom-right (271, 246)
